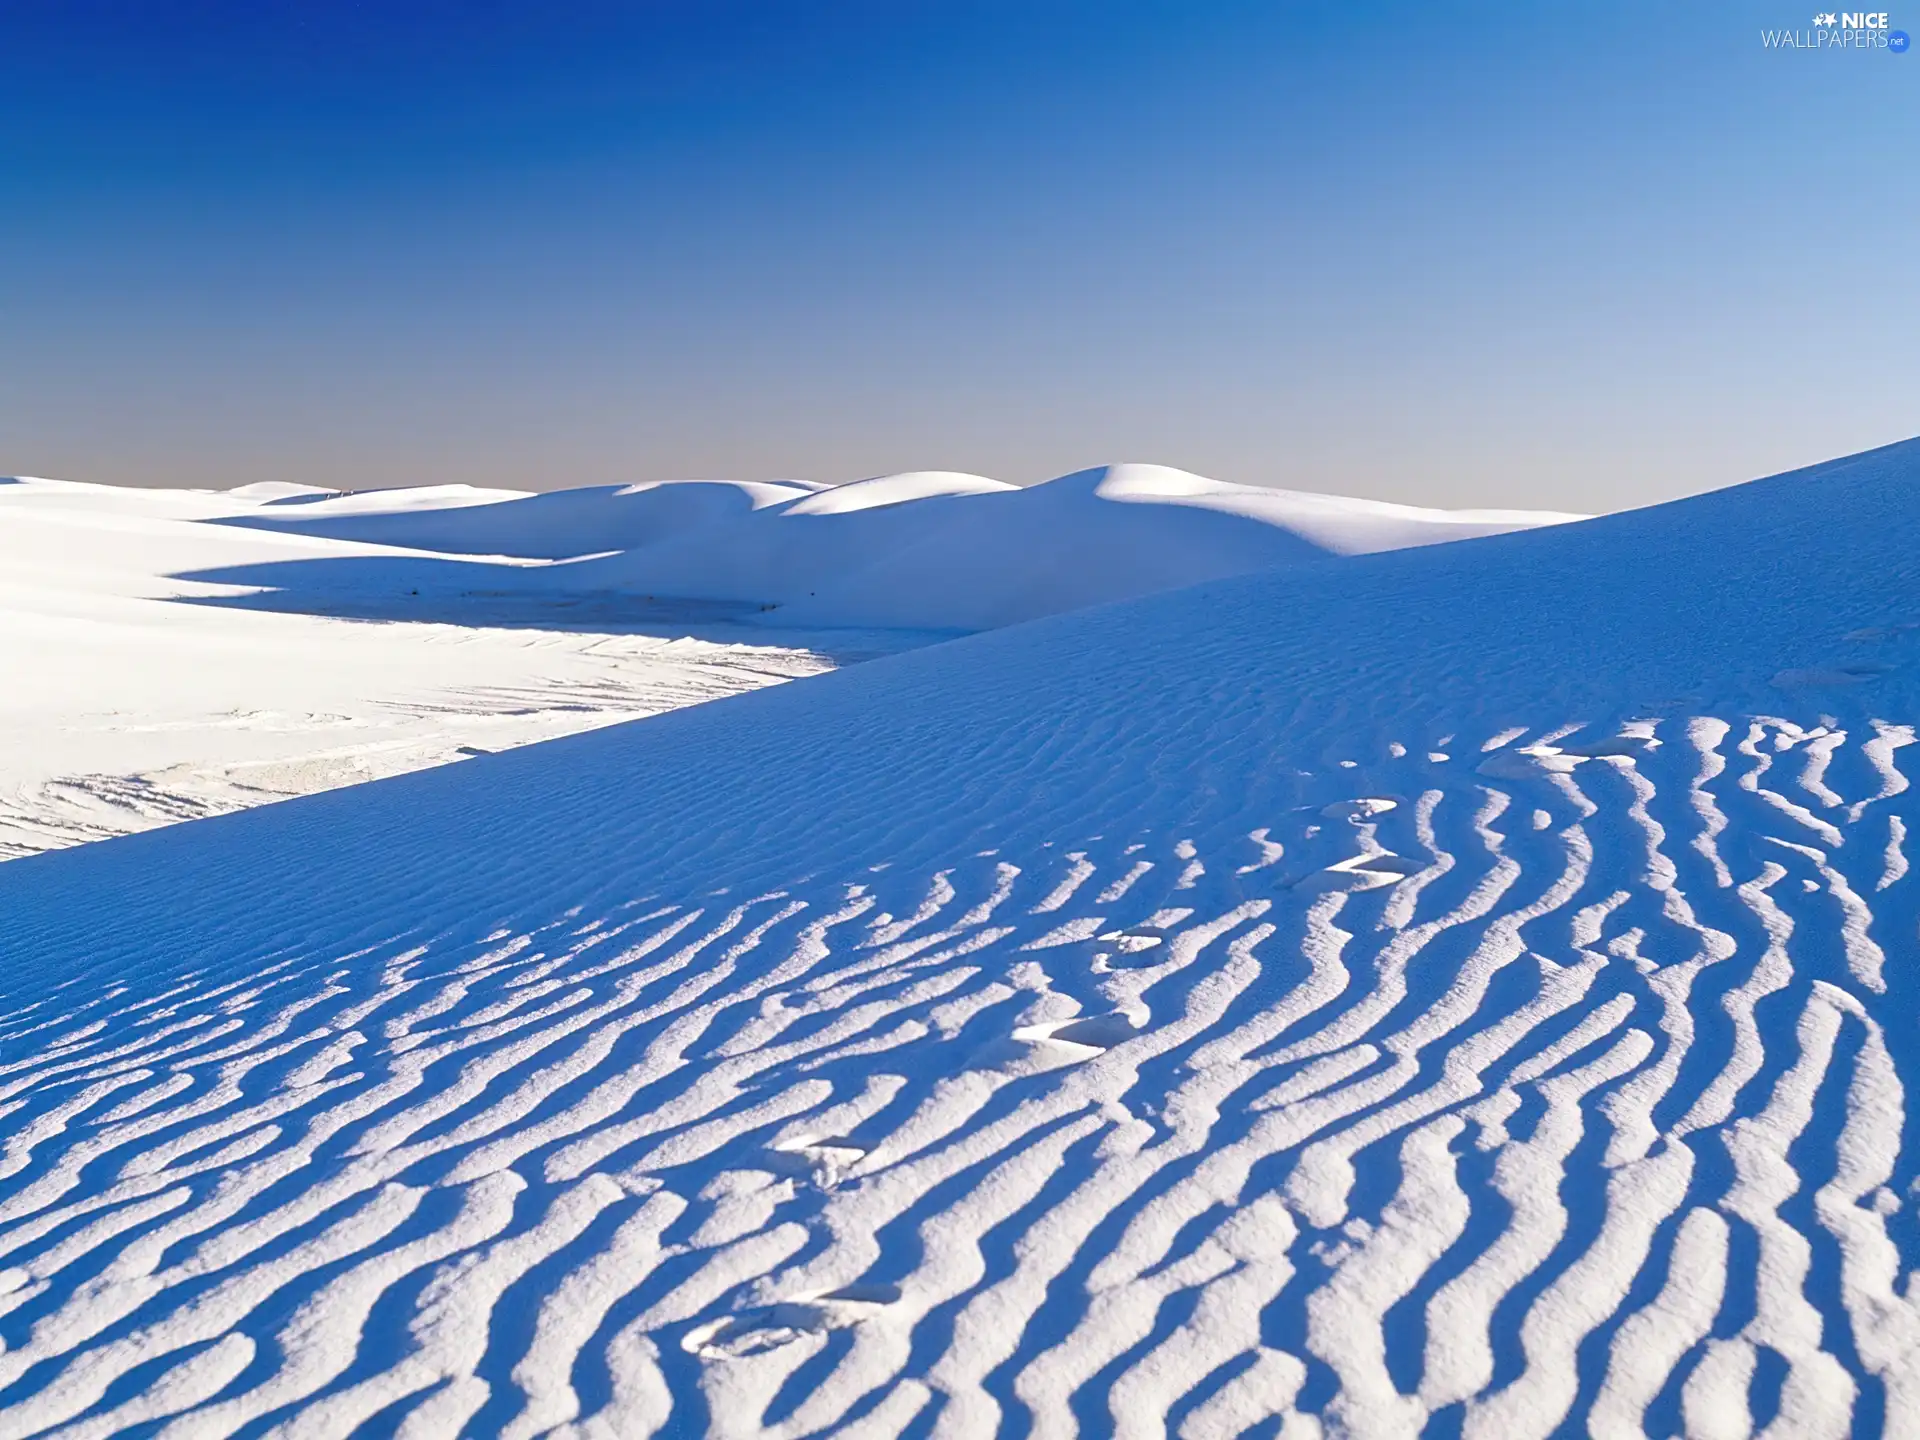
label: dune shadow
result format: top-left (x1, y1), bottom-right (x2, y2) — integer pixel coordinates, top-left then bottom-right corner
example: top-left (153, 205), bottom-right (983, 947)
top-left (169, 553), bottom-right (942, 662)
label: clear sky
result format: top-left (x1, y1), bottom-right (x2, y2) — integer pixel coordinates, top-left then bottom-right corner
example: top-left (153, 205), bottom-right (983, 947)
top-left (2, 1), bottom-right (1914, 509)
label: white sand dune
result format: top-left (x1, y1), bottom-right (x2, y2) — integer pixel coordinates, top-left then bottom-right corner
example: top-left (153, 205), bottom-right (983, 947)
top-left (3, 440), bottom-right (1918, 1436)
top-left (2, 469), bottom-right (1572, 859)
top-left (215, 463), bottom-right (1583, 633)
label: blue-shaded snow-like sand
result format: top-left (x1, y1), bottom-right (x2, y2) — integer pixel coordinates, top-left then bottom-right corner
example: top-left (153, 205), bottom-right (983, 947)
top-left (2, 439), bottom-right (1919, 1437)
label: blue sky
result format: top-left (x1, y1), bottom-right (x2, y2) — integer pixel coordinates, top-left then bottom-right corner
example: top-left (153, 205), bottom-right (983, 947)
top-left (1, 1), bottom-right (1914, 508)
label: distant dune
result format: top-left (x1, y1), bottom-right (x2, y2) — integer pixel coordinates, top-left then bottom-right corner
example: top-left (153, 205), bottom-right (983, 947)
top-left (215, 462), bottom-right (1584, 632)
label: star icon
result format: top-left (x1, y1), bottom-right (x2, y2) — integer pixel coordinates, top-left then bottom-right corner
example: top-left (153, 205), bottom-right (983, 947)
top-left (1817, 11), bottom-right (1838, 23)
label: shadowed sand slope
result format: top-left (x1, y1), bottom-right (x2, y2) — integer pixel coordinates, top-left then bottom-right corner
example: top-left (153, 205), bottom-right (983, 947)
top-left (1, 440), bottom-right (1919, 1436)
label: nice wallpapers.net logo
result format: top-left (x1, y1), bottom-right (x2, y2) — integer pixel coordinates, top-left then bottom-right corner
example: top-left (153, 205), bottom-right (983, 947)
top-left (1762, 11), bottom-right (1911, 48)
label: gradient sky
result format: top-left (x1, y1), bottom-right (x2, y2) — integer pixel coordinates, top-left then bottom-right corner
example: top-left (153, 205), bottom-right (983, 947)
top-left (2, 1), bottom-right (1915, 509)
